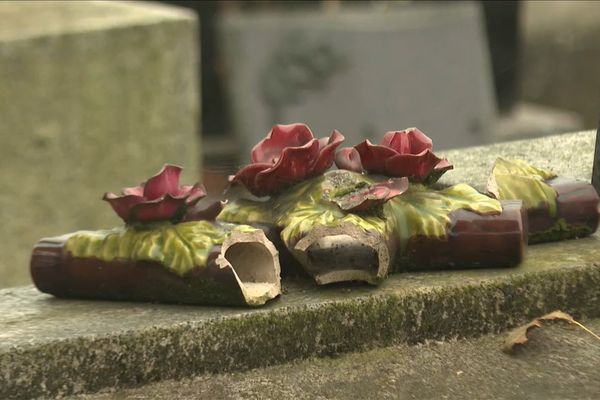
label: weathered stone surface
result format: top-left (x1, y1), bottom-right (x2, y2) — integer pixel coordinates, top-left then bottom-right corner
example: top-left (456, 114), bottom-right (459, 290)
top-left (0, 1), bottom-right (199, 288)
top-left (1, 130), bottom-right (598, 399)
top-left (77, 318), bottom-right (600, 400)
top-left (439, 130), bottom-right (595, 192)
top-left (3, 234), bottom-right (600, 398)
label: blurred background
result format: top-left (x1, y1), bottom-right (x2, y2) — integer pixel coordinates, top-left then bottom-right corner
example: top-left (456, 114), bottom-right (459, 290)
top-left (1, 0), bottom-right (598, 288)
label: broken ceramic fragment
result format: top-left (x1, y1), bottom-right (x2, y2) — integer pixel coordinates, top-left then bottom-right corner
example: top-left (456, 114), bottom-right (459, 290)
top-left (219, 169), bottom-right (525, 284)
top-left (31, 223), bottom-right (280, 306)
top-left (392, 199), bottom-right (526, 271)
top-left (221, 126), bottom-right (529, 285)
top-left (487, 158), bottom-right (600, 243)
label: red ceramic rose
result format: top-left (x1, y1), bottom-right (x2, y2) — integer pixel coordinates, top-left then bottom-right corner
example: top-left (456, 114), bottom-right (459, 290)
top-left (232, 123), bottom-right (344, 196)
top-left (103, 164), bottom-right (206, 224)
top-left (335, 128), bottom-right (452, 183)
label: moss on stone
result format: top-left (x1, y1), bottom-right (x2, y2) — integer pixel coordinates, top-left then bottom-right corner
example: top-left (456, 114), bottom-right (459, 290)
top-left (529, 218), bottom-right (595, 244)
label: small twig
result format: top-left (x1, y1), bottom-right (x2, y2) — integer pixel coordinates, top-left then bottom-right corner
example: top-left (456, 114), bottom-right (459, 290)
top-left (570, 319), bottom-right (600, 342)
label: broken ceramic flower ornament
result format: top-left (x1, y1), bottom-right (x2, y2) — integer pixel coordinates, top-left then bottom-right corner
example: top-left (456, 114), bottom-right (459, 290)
top-left (31, 165), bottom-right (282, 306)
top-left (30, 123), bottom-right (600, 306)
top-left (220, 124), bottom-right (528, 284)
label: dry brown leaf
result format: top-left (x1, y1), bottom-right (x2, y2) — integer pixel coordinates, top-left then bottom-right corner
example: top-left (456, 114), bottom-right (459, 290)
top-left (503, 310), bottom-right (600, 354)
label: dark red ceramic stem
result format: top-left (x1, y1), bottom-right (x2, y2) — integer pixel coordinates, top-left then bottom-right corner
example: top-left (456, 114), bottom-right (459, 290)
top-left (393, 200), bottom-right (527, 271)
top-left (30, 237), bottom-right (246, 306)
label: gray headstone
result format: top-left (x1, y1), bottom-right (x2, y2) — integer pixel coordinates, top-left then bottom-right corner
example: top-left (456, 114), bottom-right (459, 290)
top-left (218, 2), bottom-right (496, 154)
top-left (0, 1), bottom-right (199, 288)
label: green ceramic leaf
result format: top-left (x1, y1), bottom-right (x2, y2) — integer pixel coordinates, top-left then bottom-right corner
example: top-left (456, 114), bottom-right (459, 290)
top-left (278, 199), bottom-right (386, 248)
top-left (384, 183), bottom-right (502, 251)
top-left (217, 199), bottom-right (274, 225)
top-left (275, 174), bottom-right (386, 246)
top-left (65, 221), bottom-right (258, 276)
top-left (488, 158), bottom-right (557, 216)
top-left (219, 171), bottom-right (502, 254)
top-left (219, 173), bottom-right (387, 247)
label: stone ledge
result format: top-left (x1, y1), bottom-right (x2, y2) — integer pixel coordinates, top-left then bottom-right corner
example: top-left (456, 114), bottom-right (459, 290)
top-left (77, 319), bottom-right (600, 399)
top-left (2, 130), bottom-right (599, 398)
top-left (3, 235), bottom-right (600, 399)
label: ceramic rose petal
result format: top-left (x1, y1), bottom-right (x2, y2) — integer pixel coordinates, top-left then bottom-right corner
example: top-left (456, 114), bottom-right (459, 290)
top-left (335, 147), bottom-right (363, 173)
top-left (103, 164), bottom-right (207, 224)
top-left (354, 140), bottom-right (398, 173)
top-left (182, 184), bottom-right (208, 205)
top-left (382, 128), bottom-right (432, 154)
top-left (233, 124), bottom-right (346, 196)
top-left (384, 151), bottom-right (434, 181)
top-left (350, 129), bottom-right (452, 183)
top-left (426, 159), bottom-right (454, 184)
top-left (130, 195), bottom-right (187, 223)
top-left (231, 163), bottom-right (275, 197)
top-left (143, 165), bottom-right (183, 200)
top-left (332, 177), bottom-right (409, 212)
top-left (254, 140), bottom-right (321, 195)
top-left (384, 151), bottom-right (453, 183)
top-left (311, 129), bottom-right (345, 174)
top-left (122, 186), bottom-right (144, 197)
top-left (103, 193), bottom-right (146, 222)
top-left (252, 123), bottom-right (315, 164)
top-left (183, 200), bottom-right (225, 222)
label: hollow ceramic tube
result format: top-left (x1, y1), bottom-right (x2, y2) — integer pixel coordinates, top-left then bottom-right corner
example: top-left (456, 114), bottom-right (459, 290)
top-left (31, 227), bottom-right (281, 307)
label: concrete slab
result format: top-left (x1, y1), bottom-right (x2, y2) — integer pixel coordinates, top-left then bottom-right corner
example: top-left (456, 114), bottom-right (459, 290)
top-left (2, 130), bottom-right (599, 399)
